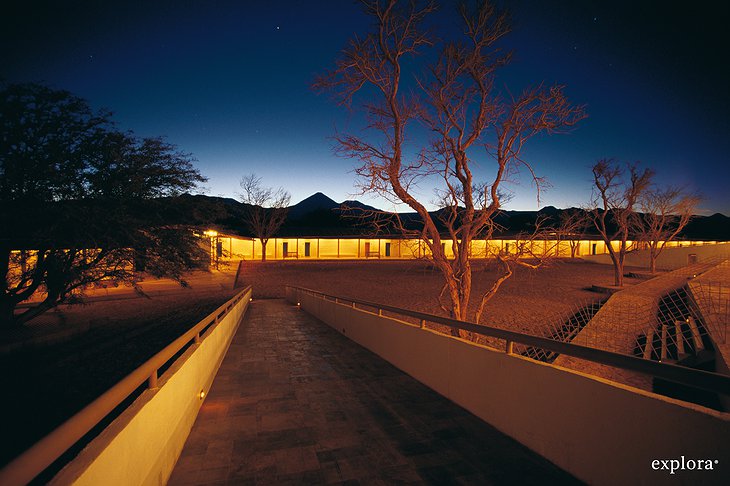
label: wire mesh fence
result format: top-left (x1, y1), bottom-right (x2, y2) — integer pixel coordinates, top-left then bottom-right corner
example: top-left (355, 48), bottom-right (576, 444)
top-left (517, 257), bottom-right (729, 365)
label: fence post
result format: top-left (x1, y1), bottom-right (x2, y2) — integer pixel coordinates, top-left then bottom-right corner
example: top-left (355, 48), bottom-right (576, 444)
top-left (148, 370), bottom-right (158, 389)
top-left (505, 340), bottom-right (514, 355)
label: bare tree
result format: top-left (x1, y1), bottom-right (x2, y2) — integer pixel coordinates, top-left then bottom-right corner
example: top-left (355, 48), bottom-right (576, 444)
top-left (314, 0), bottom-right (585, 331)
top-left (239, 174), bottom-right (290, 261)
top-left (555, 209), bottom-right (589, 258)
top-left (637, 187), bottom-right (700, 273)
top-left (589, 159), bottom-right (654, 287)
top-left (472, 218), bottom-right (555, 323)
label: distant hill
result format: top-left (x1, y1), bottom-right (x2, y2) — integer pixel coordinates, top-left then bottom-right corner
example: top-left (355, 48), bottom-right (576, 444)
top-left (286, 192), bottom-right (339, 220)
top-left (683, 213), bottom-right (730, 241)
top-left (172, 193), bottom-right (729, 241)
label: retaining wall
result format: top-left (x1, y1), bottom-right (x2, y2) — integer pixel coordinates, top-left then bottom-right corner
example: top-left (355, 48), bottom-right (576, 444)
top-left (51, 288), bottom-right (251, 486)
top-left (286, 287), bottom-right (729, 485)
top-left (580, 242), bottom-right (730, 270)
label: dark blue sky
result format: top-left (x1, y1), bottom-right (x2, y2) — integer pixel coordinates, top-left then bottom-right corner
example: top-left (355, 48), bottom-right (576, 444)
top-left (3, 1), bottom-right (728, 214)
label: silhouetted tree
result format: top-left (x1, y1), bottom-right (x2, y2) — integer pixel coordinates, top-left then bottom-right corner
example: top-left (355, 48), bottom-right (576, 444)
top-left (636, 186), bottom-right (700, 273)
top-left (555, 209), bottom-right (590, 258)
top-left (0, 82), bottom-right (207, 328)
top-left (238, 173), bottom-right (290, 261)
top-left (314, 0), bottom-right (585, 330)
top-left (588, 159), bottom-right (653, 287)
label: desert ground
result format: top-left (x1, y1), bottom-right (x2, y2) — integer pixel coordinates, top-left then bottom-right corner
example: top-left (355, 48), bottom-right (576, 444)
top-left (237, 258), bottom-right (642, 339)
top-left (2, 258), bottom-right (639, 468)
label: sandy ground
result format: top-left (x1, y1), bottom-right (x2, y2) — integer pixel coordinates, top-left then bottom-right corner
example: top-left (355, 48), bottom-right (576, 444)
top-left (3, 270), bottom-right (239, 349)
top-left (237, 258), bottom-right (642, 339)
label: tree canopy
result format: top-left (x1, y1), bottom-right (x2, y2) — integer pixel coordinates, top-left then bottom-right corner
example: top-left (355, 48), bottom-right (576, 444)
top-left (238, 173), bottom-right (290, 261)
top-left (1, 82), bottom-right (208, 327)
top-left (315, 0), bottom-right (585, 328)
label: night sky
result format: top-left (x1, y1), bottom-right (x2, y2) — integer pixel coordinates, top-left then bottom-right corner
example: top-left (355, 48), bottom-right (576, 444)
top-left (2, 1), bottom-right (728, 214)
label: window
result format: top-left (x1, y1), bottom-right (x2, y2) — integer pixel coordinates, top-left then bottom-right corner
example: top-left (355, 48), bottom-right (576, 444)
top-left (304, 242), bottom-right (311, 257)
top-left (385, 242), bottom-right (391, 257)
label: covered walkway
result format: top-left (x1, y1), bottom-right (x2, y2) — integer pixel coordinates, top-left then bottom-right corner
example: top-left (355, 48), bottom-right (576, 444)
top-left (169, 299), bottom-right (579, 485)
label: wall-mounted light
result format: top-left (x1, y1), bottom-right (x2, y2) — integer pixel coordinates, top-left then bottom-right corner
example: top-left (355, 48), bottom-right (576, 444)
top-left (250, 298), bottom-right (253, 302)
top-left (199, 390), bottom-right (206, 400)
top-left (203, 230), bottom-right (218, 237)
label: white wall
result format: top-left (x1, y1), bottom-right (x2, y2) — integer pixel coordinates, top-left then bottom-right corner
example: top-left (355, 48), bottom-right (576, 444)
top-left (287, 288), bottom-right (730, 486)
top-left (51, 288), bottom-right (251, 486)
top-left (580, 242), bottom-right (730, 270)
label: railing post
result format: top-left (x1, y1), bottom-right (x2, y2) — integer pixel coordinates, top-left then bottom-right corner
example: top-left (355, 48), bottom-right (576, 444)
top-left (194, 332), bottom-right (201, 344)
top-left (505, 340), bottom-right (514, 355)
top-left (420, 319), bottom-right (425, 328)
top-left (148, 370), bottom-right (158, 389)
top-left (352, 302), bottom-right (356, 309)
top-left (378, 308), bottom-right (383, 316)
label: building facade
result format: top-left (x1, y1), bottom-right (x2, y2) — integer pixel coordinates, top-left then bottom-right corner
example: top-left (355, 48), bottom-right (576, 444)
top-left (205, 232), bottom-right (720, 263)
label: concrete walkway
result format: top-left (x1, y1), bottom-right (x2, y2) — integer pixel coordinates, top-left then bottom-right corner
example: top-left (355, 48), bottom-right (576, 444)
top-left (169, 299), bottom-right (580, 485)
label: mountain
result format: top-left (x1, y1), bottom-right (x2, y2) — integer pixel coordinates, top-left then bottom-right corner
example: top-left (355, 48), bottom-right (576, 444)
top-left (169, 193), bottom-right (728, 240)
top-left (683, 213), bottom-right (730, 241)
top-left (339, 199), bottom-right (381, 212)
top-left (286, 192), bottom-right (339, 220)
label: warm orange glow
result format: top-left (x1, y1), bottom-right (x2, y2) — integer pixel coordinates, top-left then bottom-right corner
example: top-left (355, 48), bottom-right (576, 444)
top-left (203, 230), bottom-right (218, 237)
top-left (198, 390), bottom-right (206, 400)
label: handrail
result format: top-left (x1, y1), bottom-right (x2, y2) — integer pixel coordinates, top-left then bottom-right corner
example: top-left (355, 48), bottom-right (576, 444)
top-left (287, 286), bottom-right (730, 397)
top-left (0, 285), bottom-right (252, 486)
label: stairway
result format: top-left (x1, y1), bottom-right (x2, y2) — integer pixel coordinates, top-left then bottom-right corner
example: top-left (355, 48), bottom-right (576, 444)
top-left (633, 286), bottom-right (722, 410)
top-left (633, 287), bottom-right (714, 364)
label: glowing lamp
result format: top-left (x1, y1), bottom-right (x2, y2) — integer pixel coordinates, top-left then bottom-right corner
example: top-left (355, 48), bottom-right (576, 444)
top-left (199, 390), bottom-right (206, 400)
top-left (203, 230), bottom-right (218, 237)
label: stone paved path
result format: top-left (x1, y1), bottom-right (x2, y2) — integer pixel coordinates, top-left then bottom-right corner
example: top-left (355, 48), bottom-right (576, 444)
top-left (168, 299), bottom-right (580, 485)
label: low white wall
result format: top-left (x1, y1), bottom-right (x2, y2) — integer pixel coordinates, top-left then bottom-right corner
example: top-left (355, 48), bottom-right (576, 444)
top-left (51, 288), bottom-right (251, 486)
top-left (580, 242), bottom-right (730, 270)
top-left (287, 288), bottom-right (730, 486)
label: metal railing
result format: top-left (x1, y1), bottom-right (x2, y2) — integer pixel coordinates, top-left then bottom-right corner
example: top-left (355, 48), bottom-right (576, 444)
top-left (0, 285), bottom-right (252, 486)
top-left (287, 286), bottom-right (730, 397)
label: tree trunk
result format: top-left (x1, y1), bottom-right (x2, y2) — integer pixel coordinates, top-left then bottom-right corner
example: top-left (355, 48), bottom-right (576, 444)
top-left (615, 249), bottom-right (625, 287)
top-left (606, 246), bottom-right (623, 287)
top-left (261, 239), bottom-right (267, 262)
top-left (613, 264), bottom-right (623, 287)
top-left (445, 279), bottom-right (465, 337)
top-left (649, 244), bottom-right (658, 273)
